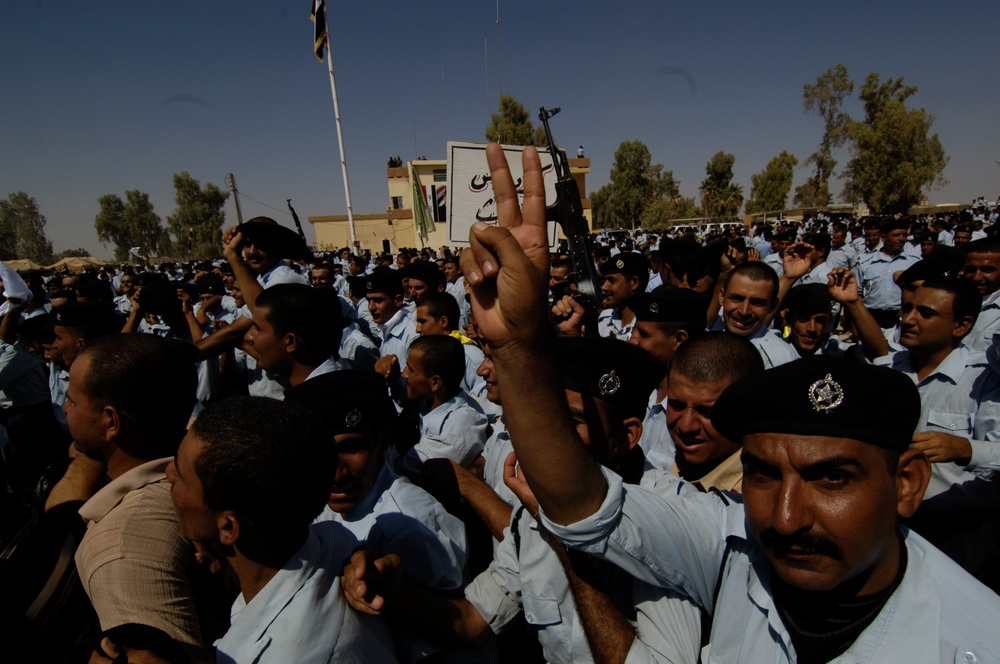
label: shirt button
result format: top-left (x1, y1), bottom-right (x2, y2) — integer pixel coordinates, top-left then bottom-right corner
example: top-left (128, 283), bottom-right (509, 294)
top-left (964, 651), bottom-right (978, 663)
top-left (950, 423), bottom-right (957, 429)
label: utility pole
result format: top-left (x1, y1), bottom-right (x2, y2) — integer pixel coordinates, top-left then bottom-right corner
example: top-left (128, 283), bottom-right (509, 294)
top-left (225, 173), bottom-right (244, 224)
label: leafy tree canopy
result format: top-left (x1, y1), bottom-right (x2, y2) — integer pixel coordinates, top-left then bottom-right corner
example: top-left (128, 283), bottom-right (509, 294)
top-left (0, 192), bottom-right (54, 263)
top-left (484, 94), bottom-right (548, 147)
top-left (747, 151), bottom-right (799, 214)
top-left (700, 151), bottom-right (743, 219)
top-left (166, 172), bottom-right (229, 260)
top-left (94, 190), bottom-right (170, 261)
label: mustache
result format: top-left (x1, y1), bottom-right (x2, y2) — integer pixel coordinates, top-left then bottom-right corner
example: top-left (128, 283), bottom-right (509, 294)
top-left (759, 528), bottom-right (843, 560)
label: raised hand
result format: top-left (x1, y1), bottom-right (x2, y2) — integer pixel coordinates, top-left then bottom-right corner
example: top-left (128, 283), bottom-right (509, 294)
top-left (459, 145), bottom-right (551, 351)
top-left (340, 546), bottom-right (402, 615)
top-left (827, 268), bottom-right (861, 305)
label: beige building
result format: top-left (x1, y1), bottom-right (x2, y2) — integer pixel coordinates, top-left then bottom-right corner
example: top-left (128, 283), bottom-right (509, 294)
top-left (308, 155), bottom-right (592, 254)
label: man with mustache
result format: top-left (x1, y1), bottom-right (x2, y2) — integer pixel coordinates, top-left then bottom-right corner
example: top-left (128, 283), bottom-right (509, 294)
top-left (460, 143), bottom-right (1000, 662)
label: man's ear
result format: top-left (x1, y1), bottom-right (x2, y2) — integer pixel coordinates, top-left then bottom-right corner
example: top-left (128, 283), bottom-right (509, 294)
top-left (896, 448), bottom-right (931, 519)
top-left (428, 374), bottom-right (444, 393)
top-left (394, 294), bottom-right (405, 308)
top-left (614, 416), bottom-right (643, 457)
top-left (218, 511), bottom-right (241, 547)
top-left (104, 405), bottom-right (122, 442)
top-left (953, 315), bottom-right (975, 340)
top-left (284, 332), bottom-right (299, 354)
top-left (670, 328), bottom-right (690, 351)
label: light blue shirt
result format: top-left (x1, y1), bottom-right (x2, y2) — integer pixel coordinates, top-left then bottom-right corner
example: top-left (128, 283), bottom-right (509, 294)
top-left (215, 524), bottom-right (397, 664)
top-left (638, 389), bottom-right (674, 471)
top-left (963, 290), bottom-right (1000, 352)
top-left (394, 391), bottom-right (489, 477)
top-left (598, 307), bottom-right (635, 341)
top-left (859, 251), bottom-right (918, 312)
top-left (481, 418), bottom-right (517, 508)
top-left (542, 465), bottom-right (1000, 664)
top-left (875, 346), bottom-right (1000, 511)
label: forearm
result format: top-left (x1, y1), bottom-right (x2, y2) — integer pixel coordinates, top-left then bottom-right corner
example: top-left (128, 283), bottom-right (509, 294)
top-left (844, 300), bottom-right (889, 359)
top-left (184, 311), bottom-right (205, 341)
top-left (456, 471), bottom-right (514, 541)
top-left (557, 542), bottom-right (636, 664)
top-left (121, 308), bottom-right (142, 334)
top-left (193, 316), bottom-right (252, 360)
top-left (493, 340), bottom-right (606, 525)
top-left (226, 255), bottom-right (262, 312)
top-left (387, 579), bottom-right (492, 649)
top-left (45, 454), bottom-right (107, 514)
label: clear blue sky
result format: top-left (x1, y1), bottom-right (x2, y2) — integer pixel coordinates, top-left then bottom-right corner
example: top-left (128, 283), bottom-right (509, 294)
top-left (3, 1), bottom-right (998, 258)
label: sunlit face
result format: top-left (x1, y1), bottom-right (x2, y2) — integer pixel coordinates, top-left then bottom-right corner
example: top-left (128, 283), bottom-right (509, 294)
top-left (443, 262), bottom-right (461, 283)
top-left (788, 312), bottom-right (830, 355)
top-left (864, 228), bottom-right (881, 251)
top-left (742, 433), bottom-right (905, 593)
top-left (327, 430), bottom-right (384, 515)
top-left (954, 231), bottom-right (972, 248)
top-left (415, 306), bottom-right (449, 336)
top-left (666, 372), bottom-right (738, 473)
top-left (628, 321), bottom-right (682, 365)
top-left (230, 282), bottom-right (245, 308)
top-left (52, 325), bottom-right (84, 370)
top-left (167, 432), bottom-right (219, 543)
top-left (962, 252), bottom-right (1000, 296)
top-left (65, 354), bottom-right (107, 460)
top-left (243, 241), bottom-right (279, 274)
top-left (899, 286), bottom-right (964, 352)
top-left (118, 277), bottom-right (135, 296)
top-left (720, 274), bottom-right (775, 337)
top-left (550, 266), bottom-right (570, 289)
top-left (310, 268), bottom-right (333, 288)
top-left (402, 350), bottom-right (433, 401)
top-left (244, 305), bottom-right (289, 372)
top-left (600, 273), bottom-right (638, 309)
top-left (476, 345), bottom-right (499, 404)
top-left (831, 231), bottom-right (846, 249)
top-left (881, 229), bottom-right (908, 254)
top-left (407, 278), bottom-right (432, 302)
top-left (366, 292), bottom-right (402, 324)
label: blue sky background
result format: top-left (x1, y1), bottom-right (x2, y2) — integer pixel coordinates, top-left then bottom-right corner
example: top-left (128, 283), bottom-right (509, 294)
top-left (2, 1), bottom-right (998, 258)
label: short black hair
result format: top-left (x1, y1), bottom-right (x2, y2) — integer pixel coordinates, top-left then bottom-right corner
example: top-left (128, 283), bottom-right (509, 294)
top-left (256, 284), bottom-right (343, 360)
top-left (409, 335), bottom-right (465, 394)
top-left (80, 334), bottom-right (197, 458)
top-left (918, 277), bottom-right (982, 330)
top-left (191, 396), bottom-right (335, 542)
top-left (725, 262), bottom-right (779, 302)
top-left (670, 332), bottom-right (764, 385)
top-left (966, 237), bottom-right (1000, 256)
top-left (417, 291), bottom-right (460, 331)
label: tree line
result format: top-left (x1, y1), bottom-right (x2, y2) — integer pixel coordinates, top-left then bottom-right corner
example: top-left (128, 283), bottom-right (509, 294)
top-left (0, 172), bottom-right (229, 264)
top-left (485, 65), bottom-right (949, 229)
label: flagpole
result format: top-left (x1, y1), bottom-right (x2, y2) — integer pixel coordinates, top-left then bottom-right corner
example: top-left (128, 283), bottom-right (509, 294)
top-left (321, 9), bottom-right (357, 248)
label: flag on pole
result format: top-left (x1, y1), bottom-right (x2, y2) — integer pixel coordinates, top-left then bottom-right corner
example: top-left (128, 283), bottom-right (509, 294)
top-left (411, 165), bottom-right (435, 236)
top-left (311, 0), bottom-right (327, 61)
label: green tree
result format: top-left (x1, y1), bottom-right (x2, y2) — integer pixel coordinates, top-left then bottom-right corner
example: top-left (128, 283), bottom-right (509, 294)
top-left (95, 190), bottom-right (170, 261)
top-left (842, 73), bottom-right (948, 215)
top-left (485, 94), bottom-right (548, 146)
top-left (53, 247), bottom-right (91, 260)
top-left (166, 172), bottom-right (229, 260)
top-left (0, 192), bottom-right (54, 263)
top-left (593, 141), bottom-right (696, 229)
top-left (700, 151), bottom-right (744, 218)
top-left (746, 151), bottom-right (799, 214)
top-left (794, 65), bottom-right (854, 207)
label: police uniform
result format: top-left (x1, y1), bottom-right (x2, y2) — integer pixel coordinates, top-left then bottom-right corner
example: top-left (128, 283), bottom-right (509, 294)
top-left (394, 391), bottom-right (489, 478)
top-left (597, 253), bottom-right (649, 341)
top-left (859, 250), bottom-right (919, 326)
top-left (541, 357), bottom-right (1000, 663)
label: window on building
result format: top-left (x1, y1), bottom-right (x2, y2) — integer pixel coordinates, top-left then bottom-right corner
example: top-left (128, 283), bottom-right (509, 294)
top-left (391, 196), bottom-right (404, 210)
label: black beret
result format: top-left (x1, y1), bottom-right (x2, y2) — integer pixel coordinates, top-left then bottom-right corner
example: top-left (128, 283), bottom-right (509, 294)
top-left (404, 261), bottom-right (444, 287)
top-left (137, 280), bottom-right (181, 316)
top-left (593, 245), bottom-right (612, 259)
top-left (284, 369), bottom-right (398, 435)
top-left (18, 312), bottom-right (55, 344)
top-left (75, 278), bottom-right (114, 302)
top-left (237, 217), bottom-right (311, 260)
top-left (197, 275), bottom-right (226, 296)
top-left (134, 272), bottom-right (164, 287)
top-left (554, 337), bottom-right (665, 416)
top-left (364, 268), bottom-right (403, 296)
top-left (879, 218), bottom-right (909, 234)
top-left (711, 356), bottom-right (920, 452)
top-left (630, 287), bottom-right (708, 324)
top-left (782, 283), bottom-right (832, 318)
top-left (683, 239), bottom-right (727, 282)
top-left (774, 231), bottom-right (796, 242)
top-left (53, 301), bottom-right (119, 329)
top-left (896, 257), bottom-right (960, 286)
top-left (600, 252), bottom-right (649, 277)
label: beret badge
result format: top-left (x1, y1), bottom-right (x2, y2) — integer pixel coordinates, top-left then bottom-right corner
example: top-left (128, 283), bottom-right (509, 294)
top-left (345, 407), bottom-right (363, 428)
top-left (598, 370), bottom-right (621, 396)
top-left (808, 374), bottom-right (844, 413)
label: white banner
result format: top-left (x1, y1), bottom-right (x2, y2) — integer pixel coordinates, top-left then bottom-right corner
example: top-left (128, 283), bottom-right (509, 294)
top-left (446, 141), bottom-right (560, 248)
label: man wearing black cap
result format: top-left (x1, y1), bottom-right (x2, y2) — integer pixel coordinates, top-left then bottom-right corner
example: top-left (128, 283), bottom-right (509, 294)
top-left (458, 144), bottom-right (1000, 662)
top-left (627, 287), bottom-right (707, 470)
top-left (858, 219), bottom-right (919, 328)
top-left (285, 370), bottom-right (474, 663)
top-left (597, 252), bottom-right (648, 341)
top-left (221, 217), bottom-right (309, 316)
top-left (368, 270), bottom-right (418, 398)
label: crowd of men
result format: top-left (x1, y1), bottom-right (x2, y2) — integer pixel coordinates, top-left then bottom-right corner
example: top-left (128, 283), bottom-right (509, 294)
top-left (1, 169), bottom-right (1000, 662)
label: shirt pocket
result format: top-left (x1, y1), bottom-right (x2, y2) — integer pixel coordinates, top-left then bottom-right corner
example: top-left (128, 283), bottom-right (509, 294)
top-left (926, 409), bottom-right (973, 436)
top-left (522, 591), bottom-right (563, 627)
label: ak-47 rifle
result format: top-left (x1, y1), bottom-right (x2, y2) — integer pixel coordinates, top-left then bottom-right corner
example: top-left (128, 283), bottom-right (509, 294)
top-left (538, 106), bottom-right (601, 336)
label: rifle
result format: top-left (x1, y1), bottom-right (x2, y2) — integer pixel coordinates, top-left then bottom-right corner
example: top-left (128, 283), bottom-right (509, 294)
top-left (538, 106), bottom-right (601, 336)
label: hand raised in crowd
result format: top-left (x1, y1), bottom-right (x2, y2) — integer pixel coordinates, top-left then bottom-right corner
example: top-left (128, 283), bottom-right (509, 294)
top-left (502, 452), bottom-right (539, 520)
top-left (459, 144), bottom-right (551, 351)
top-left (747, 247), bottom-right (760, 263)
top-left (911, 431), bottom-right (973, 465)
top-left (374, 354), bottom-right (401, 382)
top-left (827, 267), bottom-right (861, 305)
top-left (550, 294), bottom-right (586, 337)
top-left (176, 287), bottom-right (193, 315)
top-left (340, 546), bottom-right (403, 615)
top-left (782, 241), bottom-right (814, 281)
